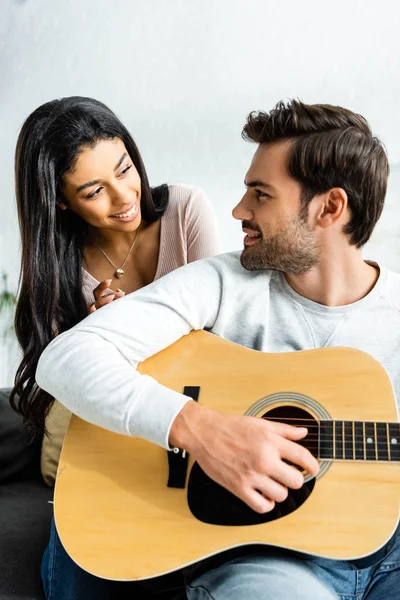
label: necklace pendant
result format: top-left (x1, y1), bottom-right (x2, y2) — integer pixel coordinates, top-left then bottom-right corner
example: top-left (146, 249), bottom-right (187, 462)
top-left (116, 268), bottom-right (125, 279)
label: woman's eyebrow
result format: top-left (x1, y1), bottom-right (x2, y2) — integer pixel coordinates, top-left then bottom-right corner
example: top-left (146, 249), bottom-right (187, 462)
top-left (76, 153), bottom-right (128, 193)
top-left (114, 152), bottom-right (127, 171)
top-left (76, 179), bottom-right (100, 193)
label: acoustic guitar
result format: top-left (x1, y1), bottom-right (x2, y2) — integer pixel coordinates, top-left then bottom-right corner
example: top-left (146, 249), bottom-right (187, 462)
top-left (54, 330), bottom-right (400, 581)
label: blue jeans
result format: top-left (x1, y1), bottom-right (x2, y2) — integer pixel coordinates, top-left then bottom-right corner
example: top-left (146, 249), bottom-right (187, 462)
top-left (42, 519), bottom-right (400, 599)
top-left (187, 537), bottom-right (400, 600)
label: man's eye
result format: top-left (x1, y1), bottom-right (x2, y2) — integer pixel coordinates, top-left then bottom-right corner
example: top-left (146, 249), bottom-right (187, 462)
top-left (86, 187), bottom-right (102, 199)
top-left (255, 190), bottom-right (269, 199)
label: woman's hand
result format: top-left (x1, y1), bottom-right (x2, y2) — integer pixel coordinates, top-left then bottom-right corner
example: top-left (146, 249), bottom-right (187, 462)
top-left (89, 279), bottom-right (125, 313)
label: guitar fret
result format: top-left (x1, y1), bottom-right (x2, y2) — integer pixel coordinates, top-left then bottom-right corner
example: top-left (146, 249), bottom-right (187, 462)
top-left (365, 422), bottom-right (376, 460)
top-left (318, 420), bottom-right (333, 460)
top-left (354, 422), bottom-right (364, 460)
top-left (342, 421), bottom-right (345, 459)
top-left (344, 421), bottom-right (353, 460)
top-left (318, 420), bottom-right (400, 461)
top-left (363, 422), bottom-right (366, 461)
top-left (388, 423), bottom-right (400, 461)
top-left (376, 422), bottom-right (389, 461)
top-left (335, 421), bottom-right (343, 459)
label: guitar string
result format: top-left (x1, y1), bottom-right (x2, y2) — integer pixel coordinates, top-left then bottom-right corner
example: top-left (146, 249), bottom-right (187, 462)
top-left (268, 436), bottom-right (399, 445)
top-left (261, 417), bottom-right (399, 424)
top-left (280, 443), bottom-right (399, 454)
top-left (285, 452), bottom-right (399, 458)
top-left (259, 417), bottom-right (399, 444)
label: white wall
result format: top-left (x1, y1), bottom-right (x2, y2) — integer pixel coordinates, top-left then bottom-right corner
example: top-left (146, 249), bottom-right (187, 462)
top-left (1, 0), bottom-right (400, 385)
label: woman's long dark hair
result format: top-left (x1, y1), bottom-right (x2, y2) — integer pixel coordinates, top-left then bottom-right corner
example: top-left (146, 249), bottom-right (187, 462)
top-left (10, 96), bottom-right (169, 435)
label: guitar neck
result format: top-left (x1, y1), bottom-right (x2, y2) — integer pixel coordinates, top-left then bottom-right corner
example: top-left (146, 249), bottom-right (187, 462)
top-left (317, 420), bottom-right (400, 462)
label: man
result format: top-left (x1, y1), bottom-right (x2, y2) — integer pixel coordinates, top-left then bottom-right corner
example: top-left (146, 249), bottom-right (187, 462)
top-left (37, 100), bottom-right (400, 599)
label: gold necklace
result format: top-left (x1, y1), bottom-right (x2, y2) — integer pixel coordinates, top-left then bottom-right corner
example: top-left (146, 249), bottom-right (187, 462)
top-left (92, 224), bottom-right (141, 279)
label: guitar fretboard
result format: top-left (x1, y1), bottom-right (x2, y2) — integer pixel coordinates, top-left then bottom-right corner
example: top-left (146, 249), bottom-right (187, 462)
top-left (318, 421), bottom-right (400, 461)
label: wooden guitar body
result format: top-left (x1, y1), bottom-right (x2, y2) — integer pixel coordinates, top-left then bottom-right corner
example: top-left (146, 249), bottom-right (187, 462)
top-left (54, 331), bottom-right (400, 580)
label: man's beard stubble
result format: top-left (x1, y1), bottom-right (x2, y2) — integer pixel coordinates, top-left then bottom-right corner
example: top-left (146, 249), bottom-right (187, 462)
top-left (240, 214), bottom-right (320, 276)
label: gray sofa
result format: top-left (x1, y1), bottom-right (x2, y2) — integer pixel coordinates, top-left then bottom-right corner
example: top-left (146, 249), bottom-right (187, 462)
top-left (0, 388), bottom-right (53, 600)
top-left (0, 389), bottom-right (185, 600)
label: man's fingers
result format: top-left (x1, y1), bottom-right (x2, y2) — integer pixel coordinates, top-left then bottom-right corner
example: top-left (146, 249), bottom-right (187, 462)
top-left (264, 420), bottom-right (319, 476)
top-left (271, 461), bottom-right (305, 490)
top-left (256, 477), bottom-right (289, 504)
top-left (241, 488), bottom-right (276, 514)
top-left (266, 419), bottom-right (308, 441)
top-left (280, 437), bottom-right (319, 476)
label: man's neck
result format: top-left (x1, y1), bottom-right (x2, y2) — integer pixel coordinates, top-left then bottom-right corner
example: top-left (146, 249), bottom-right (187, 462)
top-left (284, 247), bottom-right (380, 307)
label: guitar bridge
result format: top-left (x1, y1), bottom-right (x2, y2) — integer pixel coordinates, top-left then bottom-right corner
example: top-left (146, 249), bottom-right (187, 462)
top-left (167, 386), bottom-right (200, 488)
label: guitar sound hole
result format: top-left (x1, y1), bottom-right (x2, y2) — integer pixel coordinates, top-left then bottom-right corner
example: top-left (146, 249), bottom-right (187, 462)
top-left (187, 405), bottom-right (317, 526)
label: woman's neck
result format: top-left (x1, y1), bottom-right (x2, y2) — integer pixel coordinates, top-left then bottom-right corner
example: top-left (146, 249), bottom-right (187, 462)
top-left (85, 223), bottom-right (144, 253)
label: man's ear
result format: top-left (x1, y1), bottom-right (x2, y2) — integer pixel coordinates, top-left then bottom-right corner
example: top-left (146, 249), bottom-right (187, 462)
top-left (317, 188), bottom-right (348, 229)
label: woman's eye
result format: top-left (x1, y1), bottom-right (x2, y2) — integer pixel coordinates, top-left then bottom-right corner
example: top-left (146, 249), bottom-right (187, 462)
top-left (86, 187), bottom-right (102, 199)
top-left (120, 164), bottom-right (132, 176)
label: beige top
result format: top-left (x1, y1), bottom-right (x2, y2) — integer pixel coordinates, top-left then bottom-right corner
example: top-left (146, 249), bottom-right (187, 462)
top-left (81, 183), bottom-right (221, 305)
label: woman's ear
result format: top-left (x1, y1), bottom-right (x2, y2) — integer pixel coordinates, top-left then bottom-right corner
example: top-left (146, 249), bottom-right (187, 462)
top-left (57, 201), bottom-right (68, 211)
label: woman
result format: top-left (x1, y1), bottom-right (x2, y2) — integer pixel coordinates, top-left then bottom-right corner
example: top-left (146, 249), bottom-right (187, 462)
top-left (11, 96), bottom-right (221, 599)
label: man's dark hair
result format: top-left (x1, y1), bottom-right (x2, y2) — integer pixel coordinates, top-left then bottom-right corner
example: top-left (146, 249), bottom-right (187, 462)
top-left (242, 100), bottom-right (389, 247)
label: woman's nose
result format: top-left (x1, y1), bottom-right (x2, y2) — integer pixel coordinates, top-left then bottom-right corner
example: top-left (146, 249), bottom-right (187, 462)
top-left (110, 182), bottom-right (130, 205)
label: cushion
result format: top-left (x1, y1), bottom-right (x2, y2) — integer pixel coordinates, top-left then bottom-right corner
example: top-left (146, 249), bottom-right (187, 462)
top-left (40, 400), bottom-right (71, 487)
top-left (0, 388), bottom-right (41, 483)
top-left (0, 479), bottom-right (53, 600)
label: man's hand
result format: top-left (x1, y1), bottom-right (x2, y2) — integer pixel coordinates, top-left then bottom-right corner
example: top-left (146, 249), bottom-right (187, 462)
top-left (169, 401), bottom-right (319, 514)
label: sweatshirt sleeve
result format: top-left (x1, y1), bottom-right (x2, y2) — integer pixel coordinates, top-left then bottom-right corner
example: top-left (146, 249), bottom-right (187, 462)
top-left (184, 186), bottom-right (222, 262)
top-left (36, 257), bottom-right (223, 449)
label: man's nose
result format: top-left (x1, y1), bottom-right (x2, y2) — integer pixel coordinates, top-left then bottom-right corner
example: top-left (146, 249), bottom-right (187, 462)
top-left (232, 195), bottom-right (254, 221)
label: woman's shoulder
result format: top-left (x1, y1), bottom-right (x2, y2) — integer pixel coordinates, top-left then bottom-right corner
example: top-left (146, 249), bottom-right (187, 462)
top-left (166, 183), bottom-right (210, 216)
top-left (167, 183), bottom-right (209, 205)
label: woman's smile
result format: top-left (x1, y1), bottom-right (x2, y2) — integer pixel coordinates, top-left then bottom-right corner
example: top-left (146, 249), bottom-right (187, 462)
top-left (109, 201), bottom-right (139, 222)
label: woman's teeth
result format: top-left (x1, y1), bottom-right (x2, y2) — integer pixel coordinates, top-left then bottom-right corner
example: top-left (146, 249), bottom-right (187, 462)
top-left (111, 205), bottom-right (137, 218)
